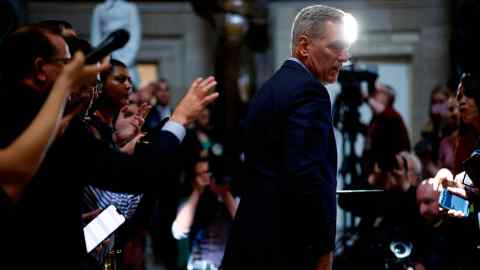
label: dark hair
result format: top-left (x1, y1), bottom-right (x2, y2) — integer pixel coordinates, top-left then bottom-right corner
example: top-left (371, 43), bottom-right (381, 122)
top-left (150, 78), bottom-right (170, 92)
top-left (461, 72), bottom-right (480, 109)
top-left (87, 58), bottom-right (128, 116)
top-left (99, 58), bottom-right (127, 84)
top-left (185, 154), bottom-right (209, 185)
top-left (187, 156), bottom-right (228, 240)
top-left (0, 25), bottom-right (59, 84)
top-left (65, 37), bottom-right (92, 55)
top-left (36, 20), bottom-right (73, 36)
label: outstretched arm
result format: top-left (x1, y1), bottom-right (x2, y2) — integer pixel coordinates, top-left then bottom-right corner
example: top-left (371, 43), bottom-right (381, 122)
top-left (0, 52), bottom-right (109, 201)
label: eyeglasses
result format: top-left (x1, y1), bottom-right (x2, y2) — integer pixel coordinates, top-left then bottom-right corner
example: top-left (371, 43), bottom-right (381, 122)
top-left (48, 57), bottom-right (72, 65)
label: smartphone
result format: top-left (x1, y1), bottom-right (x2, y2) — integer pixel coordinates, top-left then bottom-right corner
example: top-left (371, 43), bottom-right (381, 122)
top-left (83, 205), bottom-right (126, 253)
top-left (438, 189), bottom-right (469, 217)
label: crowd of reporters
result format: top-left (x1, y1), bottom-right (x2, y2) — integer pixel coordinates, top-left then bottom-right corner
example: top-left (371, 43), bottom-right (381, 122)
top-left (0, 20), bottom-right (235, 270)
top-left (337, 73), bottom-right (480, 270)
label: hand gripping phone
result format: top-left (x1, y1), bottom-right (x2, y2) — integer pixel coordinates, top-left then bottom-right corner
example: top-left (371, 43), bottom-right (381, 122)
top-left (438, 189), bottom-right (469, 217)
top-left (83, 205), bottom-right (126, 253)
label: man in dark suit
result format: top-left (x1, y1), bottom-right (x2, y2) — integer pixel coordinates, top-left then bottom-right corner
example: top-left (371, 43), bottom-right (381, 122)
top-left (221, 5), bottom-right (355, 270)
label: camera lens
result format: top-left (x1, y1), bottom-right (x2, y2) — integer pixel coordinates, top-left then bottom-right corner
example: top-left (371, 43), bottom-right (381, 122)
top-left (389, 241), bottom-right (412, 259)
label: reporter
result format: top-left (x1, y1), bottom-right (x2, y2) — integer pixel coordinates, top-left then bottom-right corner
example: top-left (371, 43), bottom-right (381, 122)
top-left (0, 24), bottom-right (218, 268)
top-left (453, 73), bottom-right (480, 173)
top-left (172, 156), bottom-right (238, 270)
top-left (0, 50), bottom-right (109, 201)
top-left (431, 72), bottom-right (480, 218)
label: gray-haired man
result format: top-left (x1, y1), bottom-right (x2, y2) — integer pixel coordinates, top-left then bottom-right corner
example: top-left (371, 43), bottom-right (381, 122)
top-left (221, 5), bottom-right (356, 270)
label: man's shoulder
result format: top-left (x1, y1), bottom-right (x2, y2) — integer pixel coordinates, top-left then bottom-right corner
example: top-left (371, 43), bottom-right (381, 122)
top-left (250, 61), bottom-right (327, 113)
top-left (264, 61), bottom-right (320, 91)
top-left (275, 60), bottom-right (311, 80)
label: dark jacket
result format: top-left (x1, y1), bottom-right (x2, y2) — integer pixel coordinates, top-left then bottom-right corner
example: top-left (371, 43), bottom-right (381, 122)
top-left (0, 82), bottom-right (182, 269)
top-left (221, 60), bottom-right (337, 270)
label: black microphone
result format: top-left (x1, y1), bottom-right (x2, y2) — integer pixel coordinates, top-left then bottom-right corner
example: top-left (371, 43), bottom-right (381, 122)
top-left (85, 29), bottom-right (130, 64)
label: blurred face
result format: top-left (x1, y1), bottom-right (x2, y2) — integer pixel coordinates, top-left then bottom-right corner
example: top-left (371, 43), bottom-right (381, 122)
top-left (368, 154), bottom-right (414, 191)
top-left (368, 163), bottom-right (398, 190)
top-left (196, 108), bottom-right (211, 130)
top-left (105, 65), bottom-right (132, 111)
top-left (128, 92), bottom-right (138, 105)
top-left (457, 82), bottom-right (480, 125)
top-left (301, 20), bottom-right (349, 84)
top-left (155, 81), bottom-right (171, 106)
top-left (194, 161), bottom-right (211, 187)
top-left (445, 96), bottom-right (459, 128)
top-left (372, 90), bottom-right (390, 107)
top-left (39, 33), bottom-right (71, 92)
top-left (416, 183), bottom-right (440, 223)
top-left (430, 92), bottom-right (449, 121)
top-left (137, 85), bottom-right (154, 105)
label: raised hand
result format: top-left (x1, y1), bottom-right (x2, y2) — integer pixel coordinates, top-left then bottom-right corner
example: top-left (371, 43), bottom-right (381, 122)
top-left (113, 105), bottom-right (145, 147)
top-left (170, 76), bottom-right (219, 127)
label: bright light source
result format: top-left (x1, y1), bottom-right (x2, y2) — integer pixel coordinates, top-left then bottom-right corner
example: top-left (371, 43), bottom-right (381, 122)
top-left (343, 13), bottom-right (358, 44)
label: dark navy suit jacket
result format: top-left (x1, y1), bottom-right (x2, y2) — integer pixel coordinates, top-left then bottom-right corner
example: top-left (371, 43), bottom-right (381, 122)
top-left (221, 60), bottom-right (337, 270)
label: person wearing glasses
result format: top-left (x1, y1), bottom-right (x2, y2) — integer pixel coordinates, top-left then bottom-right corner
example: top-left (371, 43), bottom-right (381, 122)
top-left (0, 38), bottom-right (109, 201)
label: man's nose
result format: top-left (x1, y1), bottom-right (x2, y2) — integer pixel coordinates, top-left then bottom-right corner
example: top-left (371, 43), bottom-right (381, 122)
top-left (338, 49), bottom-right (350, 63)
top-left (125, 80), bottom-right (133, 90)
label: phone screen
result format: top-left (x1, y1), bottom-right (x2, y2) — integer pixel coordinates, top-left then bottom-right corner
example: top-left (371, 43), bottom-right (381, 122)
top-left (439, 189), bottom-right (469, 216)
top-left (83, 205), bottom-right (126, 253)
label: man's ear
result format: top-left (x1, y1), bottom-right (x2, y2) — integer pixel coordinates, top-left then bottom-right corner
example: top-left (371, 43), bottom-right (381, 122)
top-left (297, 35), bottom-right (310, 58)
top-left (33, 57), bottom-right (47, 82)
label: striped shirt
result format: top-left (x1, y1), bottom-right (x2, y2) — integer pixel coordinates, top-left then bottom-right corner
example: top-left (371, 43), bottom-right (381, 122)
top-left (81, 115), bottom-right (185, 262)
top-left (82, 185), bottom-right (143, 220)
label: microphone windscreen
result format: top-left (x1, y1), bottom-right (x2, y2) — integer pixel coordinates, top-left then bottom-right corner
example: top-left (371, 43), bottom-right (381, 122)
top-left (85, 29), bottom-right (130, 64)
